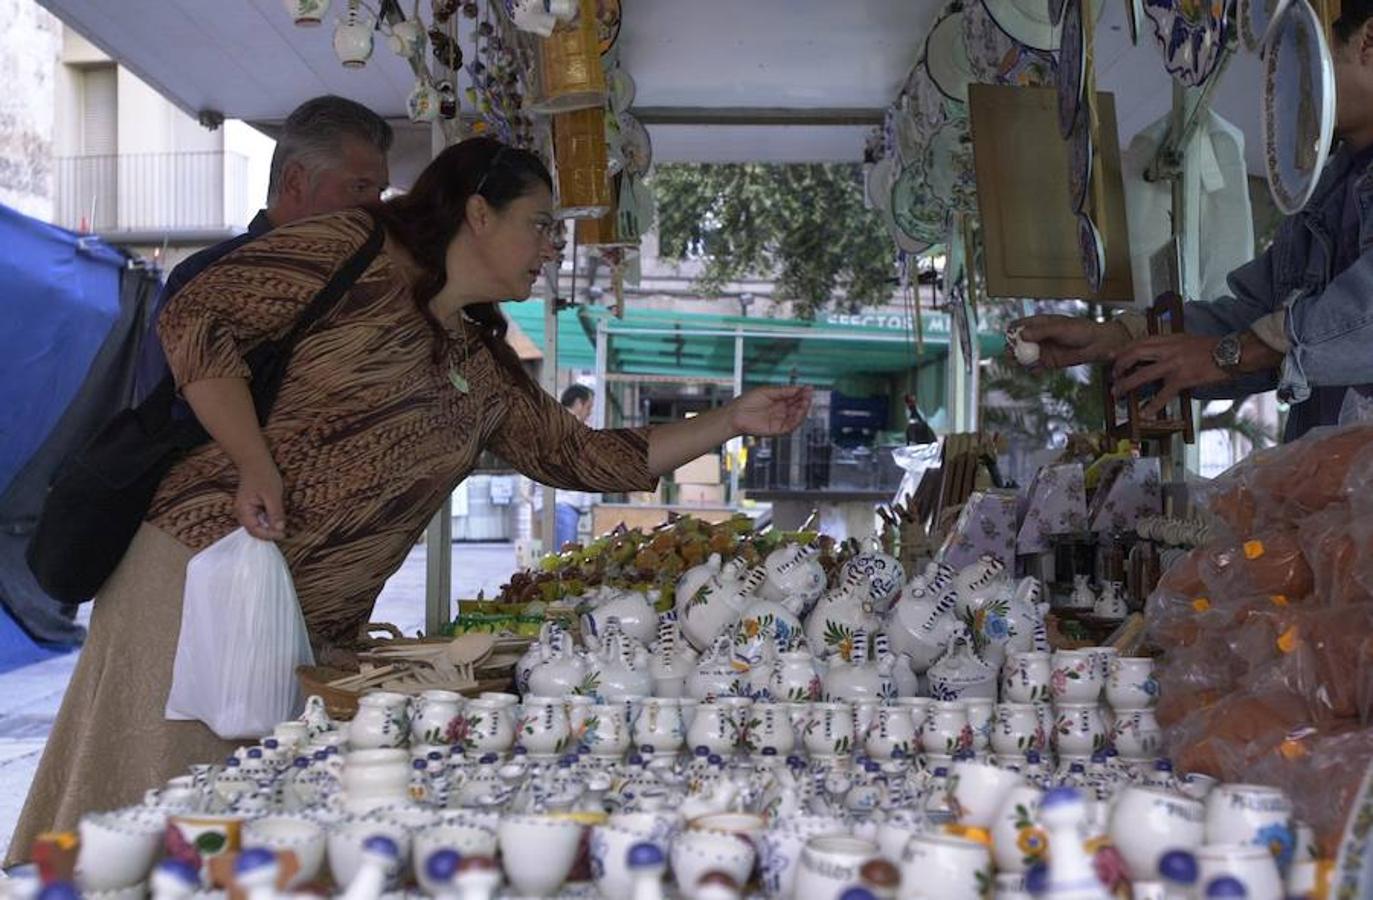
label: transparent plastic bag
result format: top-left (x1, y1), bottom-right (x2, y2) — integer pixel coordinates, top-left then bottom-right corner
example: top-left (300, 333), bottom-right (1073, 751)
top-left (165, 527), bottom-right (314, 739)
top-left (1296, 504), bottom-right (1373, 607)
top-left (1199, 529), bottom-right (1313, 604)
top-left (891, 441), bottom-right (943, 510)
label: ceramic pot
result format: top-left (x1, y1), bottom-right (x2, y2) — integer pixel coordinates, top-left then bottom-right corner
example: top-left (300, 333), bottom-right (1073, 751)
top-left (757, 541), bottom-right (827, 610)
top-left (528, 632), bottom-right (590, 698)
top-left (1105, 656), bottom-right (1160, 711)
top-left (989, 784), bottom-right (1046, 874)
top-left (840, 549), bottom-right (906, 613)
top-left (1068, 574), bottom-right (1096, 610)
top-left (948, 760), bottom-right (1025, 829)
top-left (1049, 650), bottom-right (1102, 704)
top-left (1195, 844), bottom-right (1284, 900)
top-left (648, 617), bottom-right (698, 698)
top-left (769, 648), bottom-right (823, 703)
top-left (498, 814), bottom-right (584, 897)
top-left (805, 568), bottom-right (881, 662)
top-left (899, 832), bottom-right (992, 900)
top-left (926, 629), bottom-right (997, 702)
top-left (823, 630), bottom-right (885, 703)
top-left (410, 690), bottom-right (464, 747)
top-left (515, 695), bottom-right (571, 758)
top-left (76, 809), bottom-right (164, 891)
top-left (332, 3), bottom-right (374, 67)
top-left (1204, 784), bottom-right (1295, 861)
top-left (1053, 703), bottom-right (1108, 757)
top-left (242, 815), bottom-right (326, 888)
top-left (794, 835), bottom-right (879, 899)
top-left (1108, 786), bottom-right (1205, 881)
top-left (686, 702), bottom-right (736, 756)
top-left (686, 634), bottom-right (746, 701)
top-left (803, 702), bottom-right (857, 759)
top-left (283, 0), bottom-right (329, 27)
top-left (1002, 651), bottom-right (1052, 704)
top-left (888, 585), bottom-right (960, 675)
top-left (681, 561), bottom-right (763, 652)
top-left (516, 623), bottom-right (559, 695)
top-left (964, 698), bottom-right (994, 752)
top-left (583, 588), bottom-right (659, 647)
top-left (670, 829), bottom-right (756, 896)
top-left (386, 17), bottom-right (425, 57)
top-left (758, 816), bottom-right (849, 899)
top-left (865, 704), bottom-right (918, 761)
top-left (586, 628), bottom-right (653, 702)
top-left (460, 698), bottom-right (516, 756)
top-left (580, 702), bottom-right (631, 759)
top-left (676, 553), bottom-right (723, 618)
top-left (1109, 708), bottom-right (1162, 760)
top-left (991, 703), bottom-right (1046, 758)
top-left (745, 702), bottom-right (796, 758)
top-left (633, 697), bottom-right (685, 757)
top-left (1093, 581), bottom-right (1129, 621)
top-left (589, 821), bottom-right (666, 899)
top-left (340, 749), bottom-right (411, 813)
top-left (413, 823), bottom-right (497, 893)
top-left (921, 700), bottom-right (974, 757)
top-left (349, 692), bottom-right (410, 750)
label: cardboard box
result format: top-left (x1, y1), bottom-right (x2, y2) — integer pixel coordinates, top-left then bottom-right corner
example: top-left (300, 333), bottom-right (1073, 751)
top-left (678, 483), bottom-right (726, 505)
top-left (674, 454), bottom-right (722, 485)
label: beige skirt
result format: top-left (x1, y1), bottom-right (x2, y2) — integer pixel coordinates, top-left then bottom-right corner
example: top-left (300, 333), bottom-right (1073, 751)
top-left (6, 523), bottom-right (239, 865)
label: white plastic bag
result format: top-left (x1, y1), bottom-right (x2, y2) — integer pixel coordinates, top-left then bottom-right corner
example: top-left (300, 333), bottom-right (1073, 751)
top-left (165, 527), bottom-right (314, 739)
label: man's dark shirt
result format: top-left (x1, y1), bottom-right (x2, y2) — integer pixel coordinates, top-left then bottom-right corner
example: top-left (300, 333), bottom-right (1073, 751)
top-left (133, 209), bottom-right (274, 404)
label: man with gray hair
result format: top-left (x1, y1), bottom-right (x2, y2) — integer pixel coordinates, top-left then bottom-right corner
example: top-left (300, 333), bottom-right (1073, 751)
top-left (134, 94), bottom-right (392, 400)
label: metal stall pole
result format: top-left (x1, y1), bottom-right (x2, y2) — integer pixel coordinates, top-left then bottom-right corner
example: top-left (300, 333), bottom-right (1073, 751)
top-left (541, 285), bottom-right (560, 552)
top-left (424, 121), bottom-right (454, 637)
top-left (731, 328), bottom-right (744, 504)
top-left (594, 317), bottom-right (609, 429)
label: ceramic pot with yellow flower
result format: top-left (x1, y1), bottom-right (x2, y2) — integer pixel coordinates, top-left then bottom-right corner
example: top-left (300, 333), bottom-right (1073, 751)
top-left (990, 784), bottom-right (1048, 874)
top-left (822, 630), bottom-right (884, 703)
top-left (805, 567), bottom-right (880, 662)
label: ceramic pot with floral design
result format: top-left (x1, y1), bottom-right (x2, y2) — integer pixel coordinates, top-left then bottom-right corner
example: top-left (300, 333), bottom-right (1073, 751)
top-left (802, 702), bottom-right (857, 759)
top-left (730, 589), bottom-right (807, 697)
top-left (332, 2), bottom-right (374, 67)
top-left (953, 555), bottom-right (1008, 618)
top-left (1003, 651), bottom-right (1052, 704)
top-left (514, 695), bottom-right (571, 758)
top-left (283, 0), bottom-right (330, 26)
top-left (1049, 649), bottom-right (1103, 704)
top-left (633, 697), bottom-right (685, 757)
top-left (585, 623), bottom-right (653, 702)
top-left (887, 574), bottom-right (961, 673)
top-left (676, 553), bottom-right (724, 619)
top-left (460, 697), bottom-right (516, 757)
top-left (823, 630), bottom-right (885, 703)
top-left (805, 567), bottom-right (881, 662)
top-left (580, 703), bottom-right (631, 759)
top-left (989, 784), bottom-right (1047, 874)
top-left (1094, 581), bottom-right (1129, 621)
top-left (1106, 656), bottom-right (1160, 711)
top-left (1053, 702), bottom-right (1108, 757)
top-left (410, 690), bottom-right (464, 747)
top-left (991, 703), bottom-right (1047, 758)
top-left (686, 702), bottom-right (736, 756)
top-left (1110, 708), bottom-right (1163, 760)
top-left (865, 704), bottom-right (918, 761)
top-left (922, 700), bottom-right (974, 756)
top-left (768, 648), bottom-right (823, 703)
top-left (744, 701), bottom-right (796, 759)
top-left (687, 634), bottom-right (746, 701)
top-left (680, 560), bottom-right (763, 652)
top-left (926, 628), bottom-right (998, 702)
top-left (583, 587), bottom-right (659, 647)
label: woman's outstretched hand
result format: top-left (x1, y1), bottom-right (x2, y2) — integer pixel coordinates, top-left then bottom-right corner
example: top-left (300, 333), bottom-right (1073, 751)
top-left (727, 385), bottom-right (814, 437)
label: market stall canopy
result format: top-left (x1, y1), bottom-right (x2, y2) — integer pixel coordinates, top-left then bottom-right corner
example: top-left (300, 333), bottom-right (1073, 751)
top-left (502, 303), bottom-right (1005, 386)
top-left (38, 0), bottom-right (1267, 176)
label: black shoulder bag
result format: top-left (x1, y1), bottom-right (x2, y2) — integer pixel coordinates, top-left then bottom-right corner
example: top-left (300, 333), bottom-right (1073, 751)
top-left (26, 217), bottom-right (385, 604)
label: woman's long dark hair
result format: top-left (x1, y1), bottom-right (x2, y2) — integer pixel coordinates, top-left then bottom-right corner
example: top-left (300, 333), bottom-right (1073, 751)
top-left (366, 136), bottom-right (553, 390)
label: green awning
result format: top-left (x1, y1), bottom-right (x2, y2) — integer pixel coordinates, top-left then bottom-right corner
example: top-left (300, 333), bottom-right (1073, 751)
top-left (502, 302), bottom-right (1005, 387)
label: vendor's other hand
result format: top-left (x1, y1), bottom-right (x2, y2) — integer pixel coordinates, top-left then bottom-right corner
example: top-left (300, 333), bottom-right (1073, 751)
top-left (1010, 315), bottom-right (1130, 368)
top-left (236, 463), bottom-right (287, 541)
top-left (729, 385), bottom-right (813, 437)
top-left (1111, 333), bottom-right (1227, 417)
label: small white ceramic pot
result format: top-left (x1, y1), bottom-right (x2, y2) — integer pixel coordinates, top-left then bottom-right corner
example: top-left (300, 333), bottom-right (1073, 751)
top-left (670, 830), bottom-right (755, 897)
top-left (1109, 708), bottom-right (1162, 760)
top-left (948, 760), bottom-right (1026, 829)
top-left (758, 816), bottom-right (849, 899)
top-left (1204, 784), bottom-right (1295, 863)
top-left (1108, 785), bottom-right (1205, 881)
top-left (497, 815), bottom-right (584, 897)
top-left (514, 695), bottom-right (571, 759)
top-left (1053, 703), bottom-right (1108, 757)
top-left (793, 835), bottom-right (878, 899)
top-left (242, 815), bottom-right (326, 888)
top-left (76, 808), bottom-right (165, 892)
top-left (1003, 651), bottom-right (1052, 704)
top-left (988, 784), bottom-right (1046, 874)
top-left (964, 698), bottom-right (994, 752)
top-left (1049, 650), bottom-right (1103, 704)
top-left (1105, 656), bottom-right (1159, 710)
top-left (326, 815), bottom-right (409, 890)
top-left (991, 703), bottom-right (1045, 757)
top-left (921, 700), bottom-right (973, 757)
top-left (803, 702), bottom-right (857, 759)
top-left (1195, 844), bottom-right (1284, 900)
top-left (899, 832), bottom-right (993, 900)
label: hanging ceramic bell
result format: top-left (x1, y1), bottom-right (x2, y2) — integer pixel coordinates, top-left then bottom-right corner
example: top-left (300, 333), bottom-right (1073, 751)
top-left (333, 1), bottom-right (374, 68)
top-left (285, 0), bottom-right (330, 26)
top-left (529, 0), bottom-right (607, 113)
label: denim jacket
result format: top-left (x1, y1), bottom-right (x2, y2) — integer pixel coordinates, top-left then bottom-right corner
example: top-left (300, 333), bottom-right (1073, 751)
top-left (1183, 145), bottom-right (1373, 441)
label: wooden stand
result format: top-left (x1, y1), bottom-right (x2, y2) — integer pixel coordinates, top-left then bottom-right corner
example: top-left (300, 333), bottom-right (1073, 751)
top-left (1102, 292), bottom-right (1196, 444)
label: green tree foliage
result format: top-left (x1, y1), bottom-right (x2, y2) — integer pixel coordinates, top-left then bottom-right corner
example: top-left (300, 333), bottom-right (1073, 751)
top-left (653, 163), bottom-right (897, 318)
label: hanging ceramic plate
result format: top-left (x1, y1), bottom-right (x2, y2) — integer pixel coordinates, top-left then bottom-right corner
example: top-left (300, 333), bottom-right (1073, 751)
top-left (1240, 0), bottom-right (1289, 51)
top-left (965, 0), bottom-right (1060, 85)
top-left (891, 163), bottom-right (949, 245)
top-left (924, 118), bottom-right (979, 214)
top-left (1333, 760), bottom-right (1373, 900)
top-left (867, 156), bottom-right (896, 211)
top-left (1143, 0), bottom-right (1230, 87)
top-left (925, 9), bottom-right (977, 103)
top-left (1077, 211), bottom-right (1106, 294)
top-left (604, 111), bottom-right (625, 176)
top-left (595, 0), bottom-right (621, 54)
top-left (896, 97), bottom-right (924, 166)
top-left (987, 0), bottom-right (1063, 50)
top-left (1262, 0), bottom-right (1335, 214)
top-left (1058, 0), bottom-right (1086, 137)
top-left (1068, 110), bottom-right (1094, 211)
top-left (617, 113), bottom-right (652, 177)
top-left (606, 67), bottom-right (636, 115)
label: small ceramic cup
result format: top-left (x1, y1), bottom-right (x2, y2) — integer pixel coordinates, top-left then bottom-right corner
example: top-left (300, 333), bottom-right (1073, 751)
top-left (412, 823), bottom-right (496, 894)
top-left (1049, 650), bottom-right (1103, 704)
top-left (1108, 785), bottom-right (1205, 882)
top-left (76, 808), bottom-right (166, 892)
top-left (1195, 844), bottom-right (1284, 900)
top-left (241, 815), bottom-right (326, 888)
top-left (326, 816), bottom-right (410, 890)
top-left (758, 816), bottom-right (849, 900)
top-left (1003, 651), bottom-right (1052, 704)
top-left (669, 829), bottom-right (755, 897)
top-left (1053, 703), bottom-right (1107, 758)
top-left (1204, 784), bottom-right (1294, 863)
top-left (900, 832), bottom-right (993, 900)
top-left (589, 821), bottom-right (665, 899)
top-left (991, 703), bottom-right (1045, 758)
top-left (964, 698), bottom-right (994, 752)
top-left (1105, 656), bottom-right (1159, 711)
top-left (988, 784), bottom-right (1046, 874)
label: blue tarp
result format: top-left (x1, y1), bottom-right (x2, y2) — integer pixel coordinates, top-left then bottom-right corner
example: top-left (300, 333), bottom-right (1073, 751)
top-left (0, 203), bottom-right (126, 496)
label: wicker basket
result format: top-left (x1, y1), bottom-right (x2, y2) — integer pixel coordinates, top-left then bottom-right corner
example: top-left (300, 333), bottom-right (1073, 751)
top-left (296, 665), bottom-right (518, 721)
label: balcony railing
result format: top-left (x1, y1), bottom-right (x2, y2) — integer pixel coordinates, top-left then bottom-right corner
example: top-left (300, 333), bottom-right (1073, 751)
top-left (54, 151), bottom-right (251, 236)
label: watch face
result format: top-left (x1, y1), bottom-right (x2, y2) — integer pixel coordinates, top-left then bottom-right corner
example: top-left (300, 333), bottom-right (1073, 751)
top-left (1215, 334), bottom-right (1242, 368)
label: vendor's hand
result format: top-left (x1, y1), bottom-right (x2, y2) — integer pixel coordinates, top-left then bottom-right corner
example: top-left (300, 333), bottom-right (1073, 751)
top-left (1010, 315), bottom-right (1131, 369)
top-left (235, 462), bottom-right (287, 541)
top-left (728, 385), bottom-right (813, 437)
top-left (1111, 333), bottom-right (1228, 417)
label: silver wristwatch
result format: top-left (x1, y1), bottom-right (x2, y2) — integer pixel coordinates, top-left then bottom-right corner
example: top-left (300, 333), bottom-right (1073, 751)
top-left (1212, 332), bottom-right (1242, 372)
